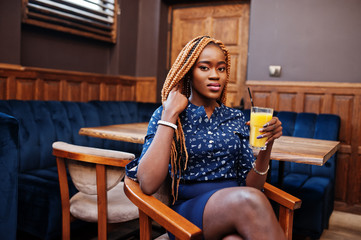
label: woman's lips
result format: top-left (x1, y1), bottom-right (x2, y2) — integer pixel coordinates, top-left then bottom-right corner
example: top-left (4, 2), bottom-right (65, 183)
top-left (207, 83), bottom-right (221, 91)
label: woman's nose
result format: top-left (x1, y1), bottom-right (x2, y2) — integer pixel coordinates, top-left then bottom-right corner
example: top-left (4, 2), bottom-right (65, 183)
top-left (209, 68), bottom-right (220, 79)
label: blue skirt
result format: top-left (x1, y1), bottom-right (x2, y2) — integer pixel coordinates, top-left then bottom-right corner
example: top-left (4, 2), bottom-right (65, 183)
top-left (169, 180), bottom-right (239, 239)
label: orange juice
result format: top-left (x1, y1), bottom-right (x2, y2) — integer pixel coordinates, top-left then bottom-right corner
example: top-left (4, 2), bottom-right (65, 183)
top-left (249, 107), bottom-right (273, 150)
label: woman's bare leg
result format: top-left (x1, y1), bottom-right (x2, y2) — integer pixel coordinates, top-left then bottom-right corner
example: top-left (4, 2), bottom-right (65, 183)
top-left (222, 234), bottom-right (243, 240)
top-left (202, 186), bottom-right (286, 240)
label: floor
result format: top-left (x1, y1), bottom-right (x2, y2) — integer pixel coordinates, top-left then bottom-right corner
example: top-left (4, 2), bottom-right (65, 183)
top-left (76, 210), bottom-right (361, 240)
top-left (17, 210), bottom-right (361, 240)
top-left (319, 211), bottom-right (361, 240)
top-left (70, 220), bottom-right (165, 240)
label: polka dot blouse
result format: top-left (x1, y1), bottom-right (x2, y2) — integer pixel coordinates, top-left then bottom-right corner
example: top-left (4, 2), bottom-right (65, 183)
top-left (126, 102), bottom-right (255, 185)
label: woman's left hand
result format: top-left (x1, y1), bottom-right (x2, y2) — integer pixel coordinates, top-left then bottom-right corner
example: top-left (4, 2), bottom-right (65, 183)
top-left (259, 117), bottom-right (283, 144)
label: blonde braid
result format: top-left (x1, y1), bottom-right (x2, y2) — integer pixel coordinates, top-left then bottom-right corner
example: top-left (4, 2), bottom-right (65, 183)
top-left (161, 36), bottom-right (231, 202)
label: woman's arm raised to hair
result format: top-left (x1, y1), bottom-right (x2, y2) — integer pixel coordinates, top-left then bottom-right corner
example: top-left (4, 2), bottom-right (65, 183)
top-left (137, 87), bottom-right (188, 195)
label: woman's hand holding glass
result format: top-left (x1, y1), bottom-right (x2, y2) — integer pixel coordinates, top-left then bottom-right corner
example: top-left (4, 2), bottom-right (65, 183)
top-left (247, 116), bottom-right (282, 148)
top-left (259, 117), bottom-right (283, 146)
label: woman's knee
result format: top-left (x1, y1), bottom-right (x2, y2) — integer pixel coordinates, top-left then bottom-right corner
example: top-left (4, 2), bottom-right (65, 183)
top-left (225, 187), bottom-right (269, 210)
top-left (203, 187), bottom-right (276, 239)
top-left (222, 234), bottom-right (243, 240)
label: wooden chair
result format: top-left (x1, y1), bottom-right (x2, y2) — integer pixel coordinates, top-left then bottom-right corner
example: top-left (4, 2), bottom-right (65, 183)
top-left (53, 141), bottom-right (139, 240)
top-left (124, 176), bottom-right (302, 240)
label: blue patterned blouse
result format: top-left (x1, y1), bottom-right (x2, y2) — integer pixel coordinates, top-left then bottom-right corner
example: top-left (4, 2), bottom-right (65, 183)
top-left (125, 102), bottom-right (255, 185)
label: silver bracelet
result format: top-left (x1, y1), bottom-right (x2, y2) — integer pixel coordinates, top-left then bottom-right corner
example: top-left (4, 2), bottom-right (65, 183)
top-left (252, 162), bottom-right (269, 176)
top-left (157, 120), bottom-right (177, 130)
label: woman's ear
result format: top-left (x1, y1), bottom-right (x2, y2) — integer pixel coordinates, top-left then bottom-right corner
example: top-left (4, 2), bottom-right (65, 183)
top-left (182, 73), bottom-right (192, 98)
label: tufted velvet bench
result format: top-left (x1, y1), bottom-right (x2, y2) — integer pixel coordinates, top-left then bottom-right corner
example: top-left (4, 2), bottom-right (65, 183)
top-left (0, 100), bottom-right (160, 240)
top-left (0, 101), bottom-right (339, 240)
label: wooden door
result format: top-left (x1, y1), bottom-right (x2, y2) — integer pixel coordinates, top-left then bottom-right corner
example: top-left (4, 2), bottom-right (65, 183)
top-left (169, 2), bottom-right (250, 107)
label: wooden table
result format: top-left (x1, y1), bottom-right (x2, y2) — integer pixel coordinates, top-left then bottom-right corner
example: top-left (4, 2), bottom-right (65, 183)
top-left (79, 122), bottom-right (340, 166)
top-left (79, 122), bottom-right (148, 144)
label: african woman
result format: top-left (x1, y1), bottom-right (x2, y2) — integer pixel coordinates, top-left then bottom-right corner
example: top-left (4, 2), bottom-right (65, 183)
top-left (126, 36), bottom-right (284, 240)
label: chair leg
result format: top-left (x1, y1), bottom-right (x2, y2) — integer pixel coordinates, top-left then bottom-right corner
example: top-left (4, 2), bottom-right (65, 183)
top-left (139, 210), bottom-right (152, 240)
top-left (279, 206), bottom-right (294, 240)
top-left (62, 209), bottom-right (71, 240)
top-left (56, 157), bottom-right (71, 240)
top-left (96, 164), bottom-right (108, 240)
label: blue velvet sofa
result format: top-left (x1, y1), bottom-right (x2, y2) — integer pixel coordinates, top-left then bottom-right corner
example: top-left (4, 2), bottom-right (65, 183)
top-left (277, 112), bottom-right (340, 239)
top-left (243, 110), bottom-right (340, 239)
top-left (0, 100), bottom-right (160, 240)
top-left (0, 100), bottom-right (339, 240)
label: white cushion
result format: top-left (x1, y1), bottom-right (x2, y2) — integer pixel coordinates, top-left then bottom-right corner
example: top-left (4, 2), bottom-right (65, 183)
top-left (52, 141), bottom-right (135, 195)
top-left (70, 181), bottom-right (139, 223)
top-left (152, 180), bottom-right (172, 206)
top-left (68, 160), bottom-right (125, 195)
top-left (155, 233), bottom-right (170, 240)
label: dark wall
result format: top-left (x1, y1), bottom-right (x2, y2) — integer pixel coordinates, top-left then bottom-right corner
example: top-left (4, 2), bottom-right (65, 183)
top-left (135, 0), bottom-right (168, 101)
top-left (247, 0), bottom-right (361, 83)
top-left (0, 1), bottom-right (21, 64)
top-left (20, 25), bottom-right (114, 74)
top-left (117, 0), bottom-right (140, 76)
top-left (0, 1), bottom-right (142, 76)
top-left (2, 0), bottom-right (360, 100)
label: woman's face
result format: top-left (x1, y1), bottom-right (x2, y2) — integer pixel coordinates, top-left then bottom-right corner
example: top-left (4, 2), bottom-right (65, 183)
top-left (189, 43), bottom-right (227, 106)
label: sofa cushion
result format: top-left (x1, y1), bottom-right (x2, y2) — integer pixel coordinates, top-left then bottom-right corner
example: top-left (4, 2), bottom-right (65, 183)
top-left (311, 114), bottom-right (340, 181)
top-left (0, 113), bottom-right (18, 240)
top-left (282, 173), bottom-right (309, 191)
top-left (0, 101), bottom-right (57, 172)
top-left (17, 166), bottom-right (78, 240)
top-left (70, 182), bottom-right (139, 223)
top-left (263, 110), bottom-right (340, 238)
top-left (276, 111), bottom-right (297, 136)
top-left (0, 100), bottom-right (162, 240)
top-left (292, 176), bottom-right (333, 238)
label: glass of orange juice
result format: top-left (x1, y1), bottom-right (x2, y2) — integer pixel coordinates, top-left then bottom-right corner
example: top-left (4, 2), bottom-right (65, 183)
top-left (249, 106), bottom-right (273, 150)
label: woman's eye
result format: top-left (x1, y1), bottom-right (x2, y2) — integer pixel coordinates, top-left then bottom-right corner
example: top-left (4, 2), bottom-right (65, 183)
top-left (199, 66), bottom-right (209, 71)
top-left (218, 67), bottom-right (226, 72)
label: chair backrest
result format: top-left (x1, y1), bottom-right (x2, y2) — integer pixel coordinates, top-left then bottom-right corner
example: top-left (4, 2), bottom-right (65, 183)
top-left (53, 141), bottom-right (135, 193)
top-left (67, 160), bottom-right (125, 195)
top-left (152, 176), bottom-right (172, 206)
top-left (53, 141), bottom-right (136, 240)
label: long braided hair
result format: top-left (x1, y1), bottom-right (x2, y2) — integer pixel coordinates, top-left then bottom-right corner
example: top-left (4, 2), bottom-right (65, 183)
top-left (161, 36), bottom-right (231, 202)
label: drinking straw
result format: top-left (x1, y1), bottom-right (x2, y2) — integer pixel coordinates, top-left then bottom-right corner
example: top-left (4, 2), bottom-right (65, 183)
top-left (248, 87), bottom-right (254, 107)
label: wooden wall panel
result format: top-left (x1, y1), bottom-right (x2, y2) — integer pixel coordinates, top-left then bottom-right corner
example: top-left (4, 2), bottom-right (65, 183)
top-left (335, 153), bottom-right (349, 201)
top-left (246, 80), bottom-right (361, 206)
top-left (17, 78), bottom-right (36, 100)
top-left (304, 94), bottom-right (323, 113)
top-left (278, 92), bottom-right (297, 111)
top-left (333, 95), bottom-right (353, 145)
top-left (135, 79), bottom-right (157, 103)
top-left (66, 81), bottom-right (82, 102)
top-left (43, 79), bottom-right (61, 101)
top-left (120, 85), bottom-right (136, 101)
top-left (0, 77), bottom-right (6, 98)
top-left (0, 64), bottom-right (156, 103)
top-left (229, 55), bottom-right (238, 84)
top-left (253, 91), bottom-right (272, 108)
top-left (87, 82), bottom-right (101, 101)
top-left (101, 83), bottom-right (117, 101)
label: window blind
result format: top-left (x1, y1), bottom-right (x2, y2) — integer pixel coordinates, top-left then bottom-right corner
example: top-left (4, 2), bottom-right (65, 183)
top-left (22, 0), bottom-right (118, 43)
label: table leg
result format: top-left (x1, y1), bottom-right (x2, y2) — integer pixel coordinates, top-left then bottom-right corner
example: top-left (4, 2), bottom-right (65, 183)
top-left (278, 161), bottom-right (285, 187)
top-left (266, 160), bottom-right (273, 183)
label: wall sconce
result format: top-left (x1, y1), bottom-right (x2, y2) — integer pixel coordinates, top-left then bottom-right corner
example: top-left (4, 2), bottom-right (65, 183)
top-left (269, 65), bottom-right (282, 77)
